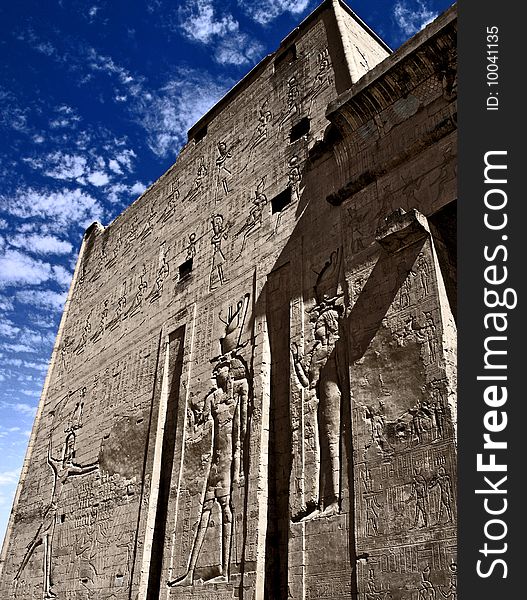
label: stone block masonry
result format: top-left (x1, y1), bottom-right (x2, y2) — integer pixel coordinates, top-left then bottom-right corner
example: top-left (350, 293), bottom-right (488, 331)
top-left (0, 1), bottom-right (457, 599)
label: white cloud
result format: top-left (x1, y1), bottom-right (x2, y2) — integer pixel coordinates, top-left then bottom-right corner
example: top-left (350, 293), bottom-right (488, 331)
top-left (393, 1), bottom-right (437, 37)
top-left (0, 401), bottom-right (37, 417)
top-left (0, 249), bottom-right (51, 287)
top-left (16, 289), bottom-right (67, 311)
top-left (135, 70), bottom-right (230, 157)
top-left (3, 187), bottom-right (104, 230)
top-left (43, 153), bottom-right (87, 180)
top-left (239, 0), bottom-right (312, 25)
top-left (87, 170), bottom-right (110, 187)
top-left (9, 234), bottom-right (73, 256)
top-left (114, 149), bottom-right (136, 171)
top-left (108, 159), bottom-right (123, 174)
top-left (179, 0), bottom-right (238, 44)
top-left (86, 48), bottom-right (143, 97)
top-left (52, 265), bottom-right (72, 287)
top-left (0, 343), bottom-right (36, 353)
top-left (0, 469), bottom-right (21, 486)
top-left (23, 361), bottom-right (49, 372)
top-left (0, 296), bottom-right (14, 311)
top-left (130, 181), bottom-right (147, 195)
top-left (215, 34), bottom-right (263, 66)
top-left (178, 1), bottom-right (263, 66)
top-left (0, 321), bottom-right (20, 338)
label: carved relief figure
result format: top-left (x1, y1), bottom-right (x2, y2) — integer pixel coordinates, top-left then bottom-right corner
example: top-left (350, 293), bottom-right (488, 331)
top-left (236, 178), bottom-right (268, 257)
top-left (123, 265), bottom-right (147, 319)
top-left (139, 204), bottom-right (157, 241)
top-left (215, 141), bottom-right (233, 196)
top-left (14, 401), bottom-right (98, 599)
top-left (429, 466), bottom-right (454, 524)
top-left (187, 156), bottom-right (208, 202)
top-left (186, 233), bottom-right (197, 261)
top-left (278, 75), bottom-right (299, 128)
top-left (74, 311), bottom-right (92, 355)
top-left (411, 469), bottom-right (429, 528)
top-left (105, 229), bottom-right (122, 269)
top-left (147, 245), bottom-right (169, 303)
top-left (364, 494), bottom-right (383, 536)
top-left (441, 562), bottom-right (457, 599)
top-left (271, 155), bottom-right (301, 236)
top-left (107, 282), bottom-right (127, 331)
top-left (158, 179), bottom-right (180, 224)
top-left (416, 252), bottom-right (431, 299)
top-left (242, 100), bottom-right (273, 171)
top-left (417, 565), bottom-right (437, 600)
top-left (306, 47), bottom-right (332, 115)
top-left (414, 312), bottom-right (437, 365)
top-left (291, 250), bottom-right (344, 520)
top-left (60, 336), bottom-right (74, 374)
top-left (209, 214), bottom-right (229, 290)
top-left (168, 295), bottom-right (250, 587)
top-left (91, 300), bottom-right (109, 344)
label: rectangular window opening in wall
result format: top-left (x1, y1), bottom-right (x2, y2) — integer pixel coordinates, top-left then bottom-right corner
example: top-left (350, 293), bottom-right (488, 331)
top-left (178, 258), bottom-right (193, 281)
top-left (274, 45), bottom-right (297, 71)
top-left (271, 188), bottom-right (292, 214)
top-left (290, 117), bottom-right (310, 142)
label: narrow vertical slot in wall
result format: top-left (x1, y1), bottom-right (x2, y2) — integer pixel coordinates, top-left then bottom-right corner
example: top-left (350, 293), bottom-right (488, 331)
top-left (146, 326), bottom-right (185, 600)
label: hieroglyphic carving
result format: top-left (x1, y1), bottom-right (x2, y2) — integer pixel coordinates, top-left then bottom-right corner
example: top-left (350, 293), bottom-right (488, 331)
top-left (91, 300), bottom-right (109, 344)
top-left (187, 156), bottom-right (208, 202)
top-left (278, 75), bottom-right (300, 129)
top-left (215, 141), bottom-right (233, 197)
top-left (271, 155), bottom-right (301, 236)
top-left (122, 218), bottom-right (139, 257)
top-left (209, 214), bottom-right (229, 291)
top-left (13, 394), bottom-right (98, 599)
top-left (416, 252), bottom-right (431, 299)
top-left (105, 229), bottom-right (122, 269)
top-left (306, 48), bottom-right (333, 115)
top-left (235, 178), bottom-right (267, 258)
top-left (168, 295), bottom-right (251, 587)
top-left (429, 466), bottom-right (454, 525)
top-left (106, 282), bottom-right (127, 331)
top-left (147, 243), bottom-right (170, 303)
top-left (241, 100), bottom-right (273, 171)
top-left (291, 250), bottom-right (344, 520)
top-left (60, 336), bottom-right (74, 374)
top-left (123, 264), bottom-right (147, 319)
top-left (159, 178), bottom-right (180, 224)
top-left (185, 233), bottom-right (197, 261)
top-left (139, 203), bottom-right (157, 241)
top-left (75, 311), bottom-right (93, 355)
top-left (411, 469), bottom-right (429, 528)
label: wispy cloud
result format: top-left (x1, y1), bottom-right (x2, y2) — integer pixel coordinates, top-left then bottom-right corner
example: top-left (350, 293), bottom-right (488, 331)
top-left (393, 0), bottom-right (437, 38)
top-left (0, 250), bottom-right (52, 287)
top-left (178, 0), bottom-right (264, 66)
top-left (0, 401), bottom-right (37, 417)
top-left (239, 0), bottom-right (312, 26)
top-left (180, 0), bottom-right (238, 43)
top-left (134, 69), bottom-right (231, 156)
top-left (0, 469), bottom-right (21, 486)
top-left (9, 234), bottom-right (73, 256)
top-left (3, 187), bottom-right (104, 230)
top-left (15, 289), bottom-right (67, 312)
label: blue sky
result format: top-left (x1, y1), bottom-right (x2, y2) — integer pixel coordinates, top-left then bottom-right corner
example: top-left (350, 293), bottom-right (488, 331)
top-left (0, 0), bottom-right (453, 547)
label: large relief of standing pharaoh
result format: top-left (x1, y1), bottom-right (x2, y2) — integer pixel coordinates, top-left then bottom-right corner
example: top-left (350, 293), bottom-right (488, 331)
top-left (168, 294), bottom-right (251, 588)
top-left (291, 249), bottom-right (346, 521)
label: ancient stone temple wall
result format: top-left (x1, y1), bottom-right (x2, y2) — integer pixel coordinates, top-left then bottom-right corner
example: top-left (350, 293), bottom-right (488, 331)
top-left (0, 2), bottom-right (457, 599)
